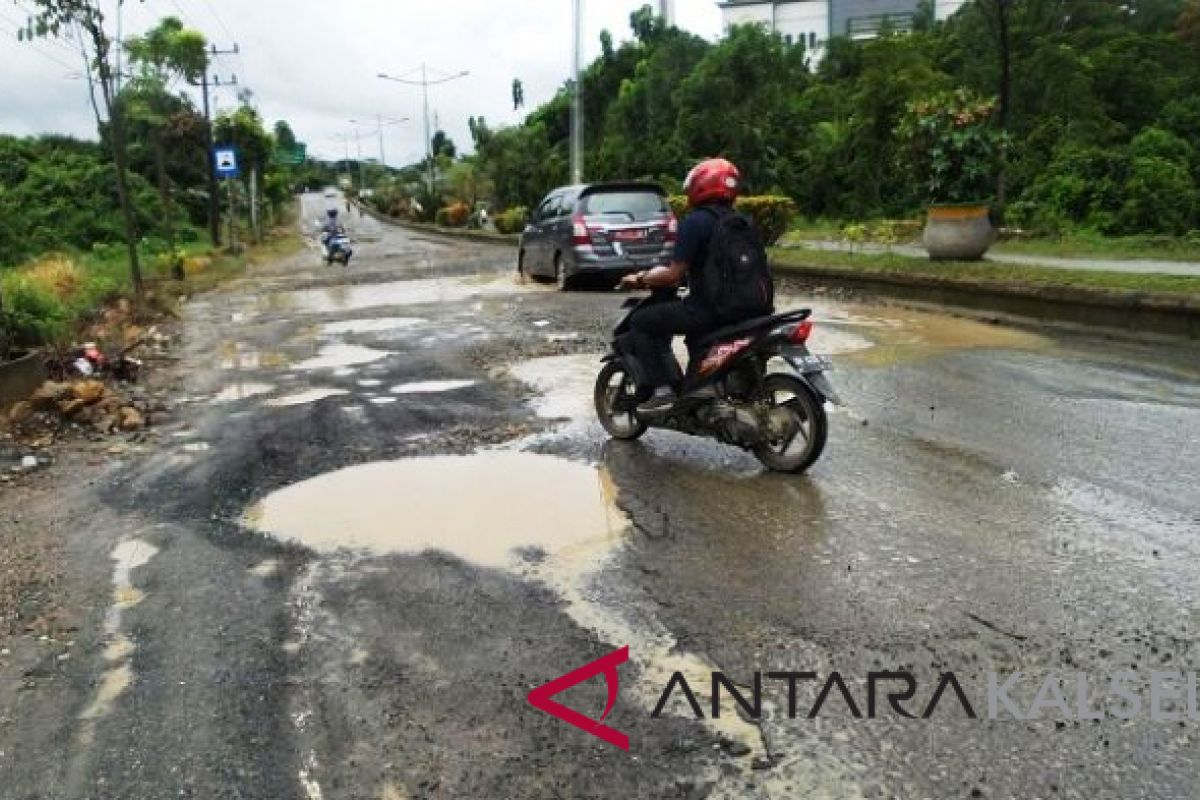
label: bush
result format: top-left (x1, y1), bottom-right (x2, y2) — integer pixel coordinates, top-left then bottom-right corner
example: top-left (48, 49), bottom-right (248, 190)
top-left (0, 275), bottom-right (69, 349)
top-left (494, 206), bottom-right (529, 235)
top-left (735, 196), bottom-right (799, 245)
top-left (667, 195), bottom-right (689, 218)
top-left (435, 202), bottom-right (470, 227)
top-left (1115, 157), bottom-right (1198, 235)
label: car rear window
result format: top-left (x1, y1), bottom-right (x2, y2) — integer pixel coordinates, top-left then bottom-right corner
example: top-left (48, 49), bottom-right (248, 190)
top-left (580, 191), bottom-right (667, 218)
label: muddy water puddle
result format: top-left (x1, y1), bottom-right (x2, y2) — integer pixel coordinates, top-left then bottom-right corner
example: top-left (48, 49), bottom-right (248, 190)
top-left (259, 275), bottom-right (520, 315)
top-left (317, 317), bottom-right (426, 335)
top-left (244, 452), bottom-right (624, 568)
top-left (293, 343), bottom-right (390, 371)
top-left (390, 380), bottom-right (476, 395)
top-left (778, 297), bottom-right (1051, 365)
top-left (212, 381), bottom-right (276, 402)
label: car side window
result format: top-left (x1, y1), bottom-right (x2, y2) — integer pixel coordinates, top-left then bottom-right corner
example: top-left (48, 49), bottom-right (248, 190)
top-left (535, 195), bottom-right (557, 222)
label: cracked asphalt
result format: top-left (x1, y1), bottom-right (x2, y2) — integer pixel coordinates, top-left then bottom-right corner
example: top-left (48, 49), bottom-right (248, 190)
top-left (1, 192), bottom-right (1198, 799)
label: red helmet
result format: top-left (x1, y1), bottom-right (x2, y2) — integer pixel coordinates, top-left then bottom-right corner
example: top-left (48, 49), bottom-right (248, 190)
top-left (683, 158), bottom-right (740, 206)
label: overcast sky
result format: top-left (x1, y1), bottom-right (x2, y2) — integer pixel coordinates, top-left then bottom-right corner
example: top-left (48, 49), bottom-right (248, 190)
top-left (0, 1), bottom-right (724, 165)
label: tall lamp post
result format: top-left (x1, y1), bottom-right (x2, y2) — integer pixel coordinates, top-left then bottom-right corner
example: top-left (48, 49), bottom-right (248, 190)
top-left (378, 66), bottom-right (469, 193)
top-left (571, 0), bottom-right (584, 184)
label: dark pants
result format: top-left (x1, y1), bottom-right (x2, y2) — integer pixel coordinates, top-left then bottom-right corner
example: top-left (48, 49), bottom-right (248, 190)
top-left (622, 300), bottom-right (719, 392)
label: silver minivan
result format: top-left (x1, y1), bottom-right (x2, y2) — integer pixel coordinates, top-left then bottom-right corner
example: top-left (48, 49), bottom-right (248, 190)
top-left (518, 182), bottom-right (677, 290)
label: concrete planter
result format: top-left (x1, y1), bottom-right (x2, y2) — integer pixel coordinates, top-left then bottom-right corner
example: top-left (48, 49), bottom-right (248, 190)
top-left (923, 204), bottom-right (996, 261)
top-left (0, 351), bottom-right (46, 405)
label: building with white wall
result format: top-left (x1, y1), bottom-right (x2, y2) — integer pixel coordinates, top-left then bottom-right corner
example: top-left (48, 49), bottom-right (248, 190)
top-left (718, 0), bottom-right (967, 63)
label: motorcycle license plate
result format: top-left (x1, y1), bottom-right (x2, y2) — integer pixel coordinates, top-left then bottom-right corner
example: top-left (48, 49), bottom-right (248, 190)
top-left (787, 351), bottom-right (833, 372)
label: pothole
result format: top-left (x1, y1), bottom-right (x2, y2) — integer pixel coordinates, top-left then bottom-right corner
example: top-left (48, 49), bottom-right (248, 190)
top-left (243, 452), bottom-right (623, 569)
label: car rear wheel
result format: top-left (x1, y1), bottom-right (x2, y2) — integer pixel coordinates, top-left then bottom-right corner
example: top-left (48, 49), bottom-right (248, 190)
top-left (517, 250), bottom-right (527, 282)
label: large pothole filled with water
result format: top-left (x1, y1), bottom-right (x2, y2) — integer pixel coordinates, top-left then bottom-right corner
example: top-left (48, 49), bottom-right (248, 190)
top-left (244, 452), bottom-right (625, 568)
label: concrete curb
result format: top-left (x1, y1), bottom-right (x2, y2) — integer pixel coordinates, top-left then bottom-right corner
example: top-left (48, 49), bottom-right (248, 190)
top-left (772, 261), bottom-right (1200, 340)
top-left (353, 202), bottom-right (519, 246)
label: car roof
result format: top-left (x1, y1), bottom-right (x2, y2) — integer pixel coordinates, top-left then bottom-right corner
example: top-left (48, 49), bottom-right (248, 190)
top-left (549, 181), bottom-right (666, 198)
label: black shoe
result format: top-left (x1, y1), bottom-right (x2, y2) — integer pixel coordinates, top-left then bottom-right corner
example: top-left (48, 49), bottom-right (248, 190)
top-left (637, 388), bottom-right (677, 415)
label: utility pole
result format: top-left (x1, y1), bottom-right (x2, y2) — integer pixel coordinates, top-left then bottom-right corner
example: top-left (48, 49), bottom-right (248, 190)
top-left (658, 0), bottom-right (674, 25)
top-left (191, 43), bottom-right (239, 247)
top-left (571, 0), bottom-right (584, 184)
top-left (378, 66), bottom-right (469, 194)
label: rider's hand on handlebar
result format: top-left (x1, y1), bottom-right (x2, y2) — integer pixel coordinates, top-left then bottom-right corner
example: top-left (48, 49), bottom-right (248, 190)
top-left (618, 272), bottom-right (643, 292)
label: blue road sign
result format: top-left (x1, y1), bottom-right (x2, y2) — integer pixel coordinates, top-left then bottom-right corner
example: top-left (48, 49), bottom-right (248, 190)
top-left (214, 147), bottom-right (240, 178)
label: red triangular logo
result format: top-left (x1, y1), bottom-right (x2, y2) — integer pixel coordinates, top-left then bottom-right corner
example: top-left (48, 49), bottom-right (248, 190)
top-left (527, 645), bottom-right (630, 750)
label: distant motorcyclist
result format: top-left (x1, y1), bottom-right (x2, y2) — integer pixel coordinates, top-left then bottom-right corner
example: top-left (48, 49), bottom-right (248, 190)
top-left (618, 157), bottom-right (772, 413)
top-left (320, 208), bottom-right (344, 253)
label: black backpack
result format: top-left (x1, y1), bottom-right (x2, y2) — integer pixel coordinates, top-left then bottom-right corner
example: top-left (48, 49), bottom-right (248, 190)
top-left (698, 206), bottom-right (774, 322)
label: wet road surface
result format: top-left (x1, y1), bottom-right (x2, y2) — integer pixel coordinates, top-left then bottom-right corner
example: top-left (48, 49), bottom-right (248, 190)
top-left (3, 193), bottom-right (1198, 799)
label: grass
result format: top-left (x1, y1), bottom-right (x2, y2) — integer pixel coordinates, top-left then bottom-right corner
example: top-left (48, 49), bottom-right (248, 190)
top-left (770, 247), bottom-right (1200, 298)
top-left (990, 232), bottom-right (1200, 262)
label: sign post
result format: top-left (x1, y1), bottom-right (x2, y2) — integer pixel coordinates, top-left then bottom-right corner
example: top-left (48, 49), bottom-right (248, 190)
top-left (214, 146), bottom-right (240, 250)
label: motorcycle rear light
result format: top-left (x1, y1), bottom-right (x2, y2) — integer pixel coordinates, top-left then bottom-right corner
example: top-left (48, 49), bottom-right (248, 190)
top-left (789, 320), bottom-right (814, 343)
top-left (572, 215), bottom-right (591, 247)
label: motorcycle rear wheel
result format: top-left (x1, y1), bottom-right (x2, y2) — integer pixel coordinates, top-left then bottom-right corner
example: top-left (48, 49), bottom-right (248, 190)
top-left (594, 361), bottom-right (647, 440)
top-left (752, 373), bottom-right (827, 473)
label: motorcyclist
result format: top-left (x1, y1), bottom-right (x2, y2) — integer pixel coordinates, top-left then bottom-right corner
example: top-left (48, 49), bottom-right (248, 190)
top-left (618, 157), bottom-right (744, 413)
top-left (320, 208), bottom-right (344, 255)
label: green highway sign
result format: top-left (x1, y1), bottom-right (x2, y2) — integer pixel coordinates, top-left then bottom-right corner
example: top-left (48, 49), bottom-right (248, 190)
top-left (274, 143), bottom-right (307, 165)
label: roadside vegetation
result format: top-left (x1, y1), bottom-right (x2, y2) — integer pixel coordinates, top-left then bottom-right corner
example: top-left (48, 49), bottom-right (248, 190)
top-left (2, 10), bottom-right (328, 360)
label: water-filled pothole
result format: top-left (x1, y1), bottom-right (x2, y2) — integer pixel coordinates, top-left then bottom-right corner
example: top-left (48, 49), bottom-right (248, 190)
top-left (244, 452), bottom-right (624, 568)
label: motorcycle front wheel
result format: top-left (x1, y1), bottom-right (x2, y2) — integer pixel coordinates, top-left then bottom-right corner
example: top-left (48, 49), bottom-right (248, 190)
top-left (753, 373), bottom-right (827, 473)
top-left (594, 361), bottom-right (647, 440)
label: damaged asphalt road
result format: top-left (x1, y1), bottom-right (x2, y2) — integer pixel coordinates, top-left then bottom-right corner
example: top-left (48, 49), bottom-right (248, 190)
top-left (1, 192), bottom-right (1198, 799)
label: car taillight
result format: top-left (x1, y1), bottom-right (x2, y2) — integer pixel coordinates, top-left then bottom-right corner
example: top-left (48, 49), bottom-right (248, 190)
top-left (666, 213), bottom-right (678, 243)
top-left (572, 215), bottom-right (590, 247)
top-left (789, 320), bottom-right (814, 343)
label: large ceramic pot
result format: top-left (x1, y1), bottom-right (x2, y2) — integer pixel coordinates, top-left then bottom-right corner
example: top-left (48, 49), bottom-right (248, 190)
top-left (922, 203), bottom-right (996, 261)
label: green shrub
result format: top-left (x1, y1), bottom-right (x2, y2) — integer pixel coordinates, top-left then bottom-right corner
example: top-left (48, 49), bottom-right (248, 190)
top-left (1115, 157), bottom-right (1198, 235)
top-left (494, 206), bottom-right (529, 235)
top-left (667, 195), bottom-right (689, 218)
top-left (735, 196), bottom-right (799, 245)
top-left (0, 275), bottom-right (69, 348)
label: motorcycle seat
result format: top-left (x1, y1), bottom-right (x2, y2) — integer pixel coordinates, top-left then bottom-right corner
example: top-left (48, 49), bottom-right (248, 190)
top-left (693, 308), bottom-right (811, 349)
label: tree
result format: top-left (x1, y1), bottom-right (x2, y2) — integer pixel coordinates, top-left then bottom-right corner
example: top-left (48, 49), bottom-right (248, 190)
top-left (431, 130), bottom-right (457, 159)
top-left (125, 16), bottom-right (208, 275)
top-left (21, 0), bottom-right (147, 301)
top-left (274, 120), bottom-right (298, 152)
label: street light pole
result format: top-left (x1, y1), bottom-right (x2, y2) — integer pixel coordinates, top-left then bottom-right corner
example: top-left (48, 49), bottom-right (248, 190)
top-left (378, 67), bottom-right (469, 195)
top-left (571, 0), bottom-right (584, 184)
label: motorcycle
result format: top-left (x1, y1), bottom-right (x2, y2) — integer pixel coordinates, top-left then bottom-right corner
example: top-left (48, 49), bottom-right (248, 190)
top-left (594, 292), bottom-right (841, 473)
top-left (322, 230), bottom-right (353, 266)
